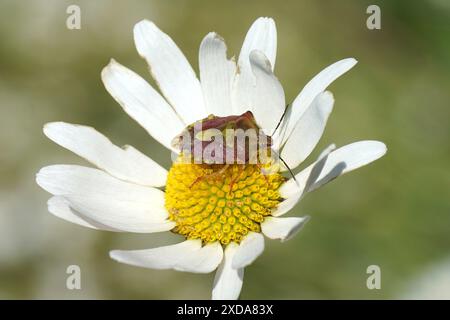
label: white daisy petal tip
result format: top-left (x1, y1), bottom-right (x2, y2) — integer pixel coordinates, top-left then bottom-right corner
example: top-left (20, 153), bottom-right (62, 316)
top-left (378, 141), bottom-right (388, 155)
top-left (243, 48), bottom-right (285, 132)
top-left (360, 140), bottom-right (388, 160)
top-left (344, 57), bottom-right (358, 67)
top-left (199, 31), bottom-right (236, 116)
top-left (251, 17), bottom-right (276, 35)
top-left (133, 20), bottom-right (159, 58)
top-left (101, 58), bottom-right (118, 76)
top-left (321, 90), bottom-right (335, 111)
top-left (133, 20), bottom-right (161, 62)
top-left (42, 122), bottom-right (168, 187)
top-left (100, 56), bottom-right (185, 151)
top-left (43, 121), bottom-right (56, 134)
top-left (280, 57), bottom-right (359, 147)
top-left (133, 19), bottom-right (155, 37)
top-left (47, 196), bottom-right (121, 232)
top-left (281, 140), bottom-right (388, 200)
top-left (36, 165), bottom-right (174, 233)
top-left (319, 143), bottom-right (337, 159)
top-left (249, 49), bottom-right (273, 73)
top-left (254, 16), bottom-right (277, 37)
top-left (262, 216), bottom-right (310, 242)
top-left (109, 240), bottom-right (223, 274)
top-left (239, 16), bottom-right (277, 71)
top-left (280, 90), bottom-right (335, 170)
top-left (43, 121), bottom-right (61, 140)
top-left (133, 18), bottom-right (207, 124)
top-left (256, 16), bottom-right (275, 22)
top-left (203, 31), bottom-right (224, 43)
top-left (101, 59), bottom-right (131, 86)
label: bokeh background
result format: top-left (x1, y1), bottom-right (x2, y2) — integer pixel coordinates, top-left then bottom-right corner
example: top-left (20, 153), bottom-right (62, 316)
top-left (0, 0), bottom-right (449, 299)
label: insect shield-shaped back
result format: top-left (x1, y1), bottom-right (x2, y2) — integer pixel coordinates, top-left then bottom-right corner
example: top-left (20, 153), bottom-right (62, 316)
top-left (171, 111), bottom-right (273, 165)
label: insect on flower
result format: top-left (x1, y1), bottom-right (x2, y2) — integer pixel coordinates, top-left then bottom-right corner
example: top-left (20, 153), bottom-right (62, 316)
top-left (171, 110), bottom-right (294, 190)
top-left (36, 17), bottom-right (387, 300)
top-left (172, 111), bottom-right (270, 164)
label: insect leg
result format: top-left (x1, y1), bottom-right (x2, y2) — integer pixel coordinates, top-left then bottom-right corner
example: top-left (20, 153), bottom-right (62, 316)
top-left (228, 164), bottom-right (245, 194)
top-left (189, 164), bottom-right (230, 189)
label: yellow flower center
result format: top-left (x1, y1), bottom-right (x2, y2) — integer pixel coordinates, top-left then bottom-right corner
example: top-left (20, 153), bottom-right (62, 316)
top-left (165, 158), bottom-right (285, 245)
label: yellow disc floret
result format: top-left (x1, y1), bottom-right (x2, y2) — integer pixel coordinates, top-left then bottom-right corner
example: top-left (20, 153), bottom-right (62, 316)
top-left (165, 159), bottom-right (285, 245)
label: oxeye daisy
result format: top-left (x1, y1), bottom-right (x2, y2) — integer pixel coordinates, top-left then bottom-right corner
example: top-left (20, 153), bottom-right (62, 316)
top-left (36, 17), bottom-right (387, 299)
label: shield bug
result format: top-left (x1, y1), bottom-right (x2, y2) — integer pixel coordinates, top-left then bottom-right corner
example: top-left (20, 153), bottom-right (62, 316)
top-left (172, 111), bottom-right (272, 165)
top-left (171, 110), bottom-right (295, 189)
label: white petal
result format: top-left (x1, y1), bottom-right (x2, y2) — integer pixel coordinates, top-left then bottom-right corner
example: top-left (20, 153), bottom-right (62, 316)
top-left (238, 17), bottom-right (277, 72)
top-left (232, 18), bottom-right (277, 115)
top-left (36, 165), bottom-right (175, 233)
top-left (44, 122), bottom-right (167, 187)
top-left (212, 243), bottom-right (244, 300)
top-left (278, 58), bottom-right (357, 147)
top-left (231, 232), bottom-right (264, 269)
top-left (101, 59), bottom-right (184, 151)
top-left (261, 216), bottom-right (310, 241)
top-left (231, 71), bottom-right (254, 115)
top-left (317, 143), bottom-right (337, 160)
top-left (110, 240), bottom-right (223, 273)
top-left (270, 191), bottom-right (302, 217)
top-left (301, 143), bottom-right (337, 195)
top-left (272, 144), bottom-right (336, 217)
top-left (134, 20), bottom-right (207, 124)
top-left (248, 50), bottom-right (285, 133)
top-left (174, 241), bottom-right (223, 273)
top-left (199, 32), bottom-right (236, 116)
top-left (280, 91), bottom-right (334, 169)
top-left (48, 196), bottom-right (120, 231)
top-left (280, 141), bottom-right (387, 199)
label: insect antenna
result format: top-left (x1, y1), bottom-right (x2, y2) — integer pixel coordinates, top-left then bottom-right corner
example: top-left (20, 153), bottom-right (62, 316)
top-left (270, 149), bottom-right (297, 184)
top-left (278, 155), bottom-right (297, 184)
top-left (272, 103), bottom-right (290, 136)
top-left (268, 105), bottom-right (298, 183)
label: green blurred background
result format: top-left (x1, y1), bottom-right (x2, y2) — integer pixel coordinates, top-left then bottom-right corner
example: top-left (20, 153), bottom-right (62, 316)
top-left (0, 0), bottom-right (449, 299)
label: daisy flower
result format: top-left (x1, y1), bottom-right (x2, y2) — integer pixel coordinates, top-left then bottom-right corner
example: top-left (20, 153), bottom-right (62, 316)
top-left (36, 17), bottom-right (387, 299)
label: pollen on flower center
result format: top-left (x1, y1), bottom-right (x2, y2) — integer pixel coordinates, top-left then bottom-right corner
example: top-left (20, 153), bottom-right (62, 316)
top-left (165, 159), bottom-right (285, 245)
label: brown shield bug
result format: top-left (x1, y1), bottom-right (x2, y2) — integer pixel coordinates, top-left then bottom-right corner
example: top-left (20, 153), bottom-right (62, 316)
top-left (171, 110), bottom-right (295, 189)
